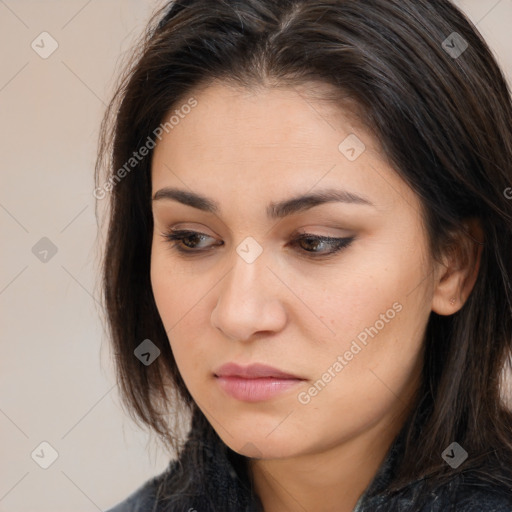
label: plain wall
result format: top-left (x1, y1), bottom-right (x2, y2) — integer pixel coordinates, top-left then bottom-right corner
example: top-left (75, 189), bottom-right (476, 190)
top-left (1, 1), bottom-right (511, 510)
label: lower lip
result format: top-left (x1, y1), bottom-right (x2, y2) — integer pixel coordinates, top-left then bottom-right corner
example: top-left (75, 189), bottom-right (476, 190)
top-left (215, 376), bottom-right (303, 402)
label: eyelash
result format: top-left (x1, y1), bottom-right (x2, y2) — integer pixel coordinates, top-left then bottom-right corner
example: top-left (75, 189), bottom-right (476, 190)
top-left (160, 229), bottom-right (355, 258)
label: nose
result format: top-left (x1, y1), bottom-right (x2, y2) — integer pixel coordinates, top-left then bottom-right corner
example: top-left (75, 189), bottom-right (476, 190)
top-left (210, 250), bottom-right (288, 341)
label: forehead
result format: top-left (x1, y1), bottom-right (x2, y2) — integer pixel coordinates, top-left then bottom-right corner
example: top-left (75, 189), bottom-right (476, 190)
top-left (150, 81), bottom-right (418, 217)
top-left (153, 80), bottom-right (378, 159)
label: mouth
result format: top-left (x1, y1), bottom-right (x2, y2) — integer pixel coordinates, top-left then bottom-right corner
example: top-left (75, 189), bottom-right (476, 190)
top-left (214, 362), bottom-right (303, 379)
top-left (213, 362), bottom-right (305, 402)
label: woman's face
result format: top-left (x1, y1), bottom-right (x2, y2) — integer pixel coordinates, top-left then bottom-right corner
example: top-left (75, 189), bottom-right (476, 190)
top-left (150, 81), bottom-right (436, 459)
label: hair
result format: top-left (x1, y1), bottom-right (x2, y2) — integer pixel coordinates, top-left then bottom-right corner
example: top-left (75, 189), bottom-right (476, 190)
top-left (95, 0), bottom-right (512, 506)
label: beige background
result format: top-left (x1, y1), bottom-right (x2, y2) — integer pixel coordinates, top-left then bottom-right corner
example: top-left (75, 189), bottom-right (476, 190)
top-left (1, 1), bottom-right (511, 510)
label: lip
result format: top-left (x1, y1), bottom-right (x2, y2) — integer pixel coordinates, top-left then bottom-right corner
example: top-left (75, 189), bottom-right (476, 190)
top-left (214, 362), bottom-right (302, 379)
top-left (214, 363), bottom-right (305, 402)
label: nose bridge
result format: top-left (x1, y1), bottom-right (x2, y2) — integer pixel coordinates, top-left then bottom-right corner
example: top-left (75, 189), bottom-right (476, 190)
top-left (221, 246), bottom-right (270, 310)
top-left (211, 244), bottom-right (287, 339)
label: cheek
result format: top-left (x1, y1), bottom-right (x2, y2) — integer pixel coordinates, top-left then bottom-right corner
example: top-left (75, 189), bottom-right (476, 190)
top-left (303, 236), bottom-right (429, 393)
top-left (307, 237), bottom-right (423, 343)
top-left (150, 247), bottom-right (215, 381)
top-left (292, 280), bottom-right (426, 452)
top-left (150, 250), bottom-right (174, 320)
top-left (150, 246), bottom-right (208, 322)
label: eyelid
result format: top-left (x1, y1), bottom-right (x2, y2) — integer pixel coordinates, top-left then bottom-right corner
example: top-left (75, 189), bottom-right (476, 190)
top-left (292, 225), bottom-right (352, 238)
top-left (162, 226), bottom-right (352, 243)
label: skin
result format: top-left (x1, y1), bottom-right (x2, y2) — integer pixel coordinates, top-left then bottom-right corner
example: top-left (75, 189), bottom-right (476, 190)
top-left (150, 80), bottom-right (481, 512)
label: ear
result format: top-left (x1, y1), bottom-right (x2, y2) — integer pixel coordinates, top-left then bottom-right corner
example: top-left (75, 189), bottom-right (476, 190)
top-left (431, 217), bottom-right (484, 316)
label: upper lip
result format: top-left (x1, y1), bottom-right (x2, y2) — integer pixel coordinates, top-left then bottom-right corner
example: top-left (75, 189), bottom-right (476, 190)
top-left (214, 362), bottom-right (303, 380)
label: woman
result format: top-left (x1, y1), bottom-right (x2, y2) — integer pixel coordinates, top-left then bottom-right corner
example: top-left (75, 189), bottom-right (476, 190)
top-left (96, 0), bottom-right (512, 510)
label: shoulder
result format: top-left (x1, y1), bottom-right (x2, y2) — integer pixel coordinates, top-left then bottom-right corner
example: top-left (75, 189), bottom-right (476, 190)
top-left (367, 475), bottom-right (512, 512)
top-left (416, 476), bottom-right (512, 512)
top-left (105, 469), bottom-right (168, 512)
top-left (433, 480), bottom-right (512, 512)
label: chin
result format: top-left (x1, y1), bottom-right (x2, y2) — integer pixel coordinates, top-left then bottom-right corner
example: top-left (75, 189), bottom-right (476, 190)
top-left (211, 419), bottom-right (303, 459)
top-left (232, 437), bottom-right (299, 460)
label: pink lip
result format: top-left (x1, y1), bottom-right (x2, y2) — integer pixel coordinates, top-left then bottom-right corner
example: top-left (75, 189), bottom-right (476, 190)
top-left (214, 363), bottom-right (305, 402)
top-left (214, 362), bottom-right (302, 379)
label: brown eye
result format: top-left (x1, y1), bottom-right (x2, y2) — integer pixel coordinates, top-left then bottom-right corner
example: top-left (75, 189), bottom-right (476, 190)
top-left (160, 229), bottom-right (222, 253)
top-left (160, 229), bottom-right (355, 258)
top-left (291, 234), bottom-right (355, 257)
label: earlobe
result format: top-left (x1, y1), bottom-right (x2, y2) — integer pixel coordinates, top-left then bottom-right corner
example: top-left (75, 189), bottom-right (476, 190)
top-left (431, 218), bottom-right (484, 316)
top-left (430, 265), bottom-right (463, 316)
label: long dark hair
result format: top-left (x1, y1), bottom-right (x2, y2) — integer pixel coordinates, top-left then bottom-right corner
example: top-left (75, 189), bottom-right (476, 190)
top-left (95, 0), bottom-right (512, 506)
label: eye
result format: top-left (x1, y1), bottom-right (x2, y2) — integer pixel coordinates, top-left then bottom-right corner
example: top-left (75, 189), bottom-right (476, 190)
top-left (160, 229), bottom-right (355, 258)
top-left (160, 229), bottom-right (222, 253)
top-left (289, 233), bottom-right (355, 257)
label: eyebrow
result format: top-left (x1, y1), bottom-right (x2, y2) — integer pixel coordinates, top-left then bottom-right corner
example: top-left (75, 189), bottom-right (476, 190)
top-left (152, 186), bottom-right (375, 219)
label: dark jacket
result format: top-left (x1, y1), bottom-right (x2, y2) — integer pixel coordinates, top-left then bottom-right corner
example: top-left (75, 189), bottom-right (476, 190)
top-left (106, 412), bottom-right (512, 512)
